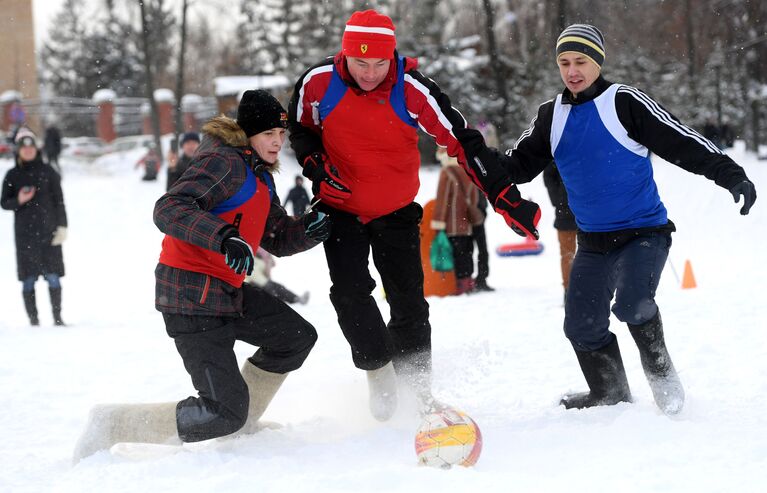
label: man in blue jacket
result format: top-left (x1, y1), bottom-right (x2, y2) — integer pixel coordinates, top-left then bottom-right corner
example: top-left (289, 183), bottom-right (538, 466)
top-left (456, 24), bottom-right (756, 415)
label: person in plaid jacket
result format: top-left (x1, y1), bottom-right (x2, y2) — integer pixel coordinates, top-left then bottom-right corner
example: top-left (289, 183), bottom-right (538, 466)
top-left (73, 90), bottom-right (331, 461)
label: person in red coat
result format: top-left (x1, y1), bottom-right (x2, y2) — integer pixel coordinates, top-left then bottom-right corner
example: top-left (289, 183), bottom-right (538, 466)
top-left (288, 9), bottom-right (539, 420)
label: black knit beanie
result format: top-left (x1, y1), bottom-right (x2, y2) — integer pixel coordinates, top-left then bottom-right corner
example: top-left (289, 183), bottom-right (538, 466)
top-left (236, 90), bottom-right (288, 138)
top-left (556, 24), bottom-right (605, 67)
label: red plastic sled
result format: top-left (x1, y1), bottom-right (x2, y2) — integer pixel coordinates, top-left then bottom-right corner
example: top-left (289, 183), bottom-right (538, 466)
top-left (496, 236), bottom-right (544, 257)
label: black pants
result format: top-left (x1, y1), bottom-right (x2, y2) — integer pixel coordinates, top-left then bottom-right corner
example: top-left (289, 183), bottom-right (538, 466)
top-left (448, 236), bottom-right (474, 280)
top-left (472, 223), bottom-right (489, 283)
top-left (162, 284), bottom-right (317, 442)
top-left (321, 202), bottom-right (431, 370)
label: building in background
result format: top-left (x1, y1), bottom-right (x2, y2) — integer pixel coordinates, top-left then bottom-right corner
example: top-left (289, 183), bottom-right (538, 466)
top-left (0, 0), bottom-right (40, 132)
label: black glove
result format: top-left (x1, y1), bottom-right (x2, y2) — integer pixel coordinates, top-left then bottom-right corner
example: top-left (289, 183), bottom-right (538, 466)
top-left (493, 184), bottom-right (542, 239)
top-left (302, 152), bottom-right (352, 205)
top-left (302, 210), bottom-right (331, 242)
top-left (453, 127), bottom-right (511, 200)
top-left (220, 234), bottom-right (254, 275)
top-left (729, 180), bottom-right (756, 215)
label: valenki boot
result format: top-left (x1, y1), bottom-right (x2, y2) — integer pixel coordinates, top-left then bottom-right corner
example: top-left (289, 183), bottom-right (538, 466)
top-left (561, 337), bottom-right (633, 409)
top-left (72, 402), bottom-right (180, 462)
top-left (366, 361), bottom-right (398, 421)
top-left (628, 311), bottom-right (685, 415)
top-left (237, 360), bottom-right (288, 434)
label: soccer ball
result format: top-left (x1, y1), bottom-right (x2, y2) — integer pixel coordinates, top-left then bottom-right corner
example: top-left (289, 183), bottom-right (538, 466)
top-left (414, 408), bottom-right (482, 468)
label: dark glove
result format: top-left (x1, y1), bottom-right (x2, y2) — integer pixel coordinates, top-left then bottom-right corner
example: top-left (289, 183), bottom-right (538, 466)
top-left (454, 127), bottom-right (509, 200)
top-left (302, 210), bottom-right (331, 242)
top-left (729, 180), bottom-right (756, 215)
top-left (221, 234), bottom-right (255, 275)
top-left (302, 152), bottom-right (352, 205)
top-left (494, 184), bottom-right (541, 239)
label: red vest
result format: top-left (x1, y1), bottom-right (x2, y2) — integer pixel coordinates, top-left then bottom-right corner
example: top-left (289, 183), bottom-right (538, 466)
top-left (159, 168), bottom-right (271, 287)
top-left (320, 59), bottom-right (420, 222)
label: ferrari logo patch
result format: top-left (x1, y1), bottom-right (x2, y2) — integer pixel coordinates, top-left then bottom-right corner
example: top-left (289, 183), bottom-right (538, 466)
top-left (360, 44), bottom-right (368, 54)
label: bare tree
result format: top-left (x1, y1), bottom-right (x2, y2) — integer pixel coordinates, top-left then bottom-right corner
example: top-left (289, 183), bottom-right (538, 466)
top-left (139, 0), bottom-right (163, 162)
top-left (480, 0), bottom-right (510, 139)
top-left (174, 0), bottom-right (189, 143)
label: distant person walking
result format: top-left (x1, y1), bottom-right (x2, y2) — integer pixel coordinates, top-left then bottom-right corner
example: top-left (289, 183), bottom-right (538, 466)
top-left (136, 143), bottom-right (160, 181)
top-left (1, 127), bottom-right (68, 326)
top-left (247, 248), bottom-right (310, 305)
top-left (167, 132), bottom-right (200, 190)
top-left (44, 125), bottom-right (63, 173)
top-left (283, 175), bottom-right (311, 216)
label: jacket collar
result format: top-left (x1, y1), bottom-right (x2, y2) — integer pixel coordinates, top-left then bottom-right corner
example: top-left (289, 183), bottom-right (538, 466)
top-left (561, 75), bottom-right (611, 105)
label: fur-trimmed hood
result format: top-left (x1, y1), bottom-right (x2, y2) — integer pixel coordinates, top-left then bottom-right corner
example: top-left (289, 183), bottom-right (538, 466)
top-left (199, 115), bottom-right (279, 172)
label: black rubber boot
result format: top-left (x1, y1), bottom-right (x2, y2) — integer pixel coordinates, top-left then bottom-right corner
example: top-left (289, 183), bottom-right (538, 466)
top-left (23, 290), bottom-right (39, 326)
top-left (49, 287), bottom-right (65, 326)
top-left (561, 336), bottom-right (633, 409)
top-left (628, 311), bottom-right (685, 415)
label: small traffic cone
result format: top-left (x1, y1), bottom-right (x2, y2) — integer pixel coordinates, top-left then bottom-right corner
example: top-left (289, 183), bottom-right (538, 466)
top-left (681, 259), bottom-right (697, 289)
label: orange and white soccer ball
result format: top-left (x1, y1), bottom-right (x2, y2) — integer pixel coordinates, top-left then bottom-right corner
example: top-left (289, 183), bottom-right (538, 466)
top-left (414, 408), bottom-right (482, 468)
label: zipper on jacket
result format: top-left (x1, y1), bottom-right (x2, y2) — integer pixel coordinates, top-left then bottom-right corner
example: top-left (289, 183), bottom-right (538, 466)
top-left (199, 275), bottom-right (210, 304)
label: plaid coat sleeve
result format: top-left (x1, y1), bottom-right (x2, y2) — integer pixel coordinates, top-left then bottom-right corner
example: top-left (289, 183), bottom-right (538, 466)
top-left (153, 148), bottom-right (246, 253)
top-left (259, 193), bottom-right (321, 257)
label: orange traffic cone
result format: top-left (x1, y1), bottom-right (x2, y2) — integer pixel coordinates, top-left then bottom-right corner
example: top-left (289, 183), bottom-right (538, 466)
top-left (681, 259), bottom-right (697, 289)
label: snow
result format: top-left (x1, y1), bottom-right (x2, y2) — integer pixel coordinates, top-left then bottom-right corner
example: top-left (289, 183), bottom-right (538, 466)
top-left (0, 143), bottom-right (765, 492)
top-left (180, 94), bottom-right (203, 111)
top-left (92, 89), bottom-right (116, 104)
top-left (154, 89), bottom-right (175, 103)
top-left (0, 90), bottom-right (23, 103)
top-left (213, 76), bottom-right (292, 97)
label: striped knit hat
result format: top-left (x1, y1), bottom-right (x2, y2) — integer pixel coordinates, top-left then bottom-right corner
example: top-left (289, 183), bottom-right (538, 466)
top-left (342, 10), bottom-right (396, 59)
top-left (556, 24), bottom-right (605, 67)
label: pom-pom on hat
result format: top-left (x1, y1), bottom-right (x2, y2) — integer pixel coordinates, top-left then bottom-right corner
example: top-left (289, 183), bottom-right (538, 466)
top-left (342, 9), bottom-right (396, 59)
top-left (556, 24), bottom-right (605, 68)
top-left (236, 90), bottom-right (288, 138)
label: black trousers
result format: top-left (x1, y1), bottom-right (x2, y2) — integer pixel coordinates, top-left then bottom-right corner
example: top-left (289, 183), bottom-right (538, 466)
top-left (448, 236), bottom-right (474, 280)
top-left (321, 202), bottom-right (431, 371)
top-left (162, 284), bottom-right (317, 442)
top-left (472, 223), bottom-right (490, 283)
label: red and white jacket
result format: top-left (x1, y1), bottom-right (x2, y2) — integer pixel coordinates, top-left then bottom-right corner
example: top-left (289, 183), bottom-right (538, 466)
top-left (288, 51), bottom-right (469, 222)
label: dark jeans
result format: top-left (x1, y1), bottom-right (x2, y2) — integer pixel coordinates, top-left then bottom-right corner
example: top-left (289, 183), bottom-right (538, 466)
top-left (22, 273), bottom-right (61, 291)
top-left (471, 223), bottom-right (489, 283)
top-left (564, 232), bottom-right (670, 351)
top-left (162, 284), bottom-right (317, 441)
top-left (448, 235), bottom-right (474, 280)
top-left (321, 202), bottom-right (431, 370)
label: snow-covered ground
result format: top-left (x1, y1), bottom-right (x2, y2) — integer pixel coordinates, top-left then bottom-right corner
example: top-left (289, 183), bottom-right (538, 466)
top-left (0, 142), bottom-right (765, 492)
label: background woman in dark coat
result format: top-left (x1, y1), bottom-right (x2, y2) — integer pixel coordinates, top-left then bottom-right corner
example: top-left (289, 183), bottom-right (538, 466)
top-left (1, 127), bottom-right (68, 326)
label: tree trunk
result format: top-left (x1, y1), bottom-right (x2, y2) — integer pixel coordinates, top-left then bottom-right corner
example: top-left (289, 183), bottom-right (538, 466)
top-left (174, 0), bottom-right (189, 150)
top-left (481, 0), bottom-right (509, 141)
top-left (684, 0), bottom-right (698, 120)
top-left (139, 0), bottom-right (163, 162)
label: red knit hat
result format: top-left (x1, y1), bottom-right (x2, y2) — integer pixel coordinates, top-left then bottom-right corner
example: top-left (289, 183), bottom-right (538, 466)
top-left (342, 10), bottom-right (396, 59)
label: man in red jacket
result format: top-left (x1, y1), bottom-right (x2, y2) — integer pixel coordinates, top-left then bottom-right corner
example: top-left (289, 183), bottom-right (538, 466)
top-left (288, 9), bottom-right (539, 420)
